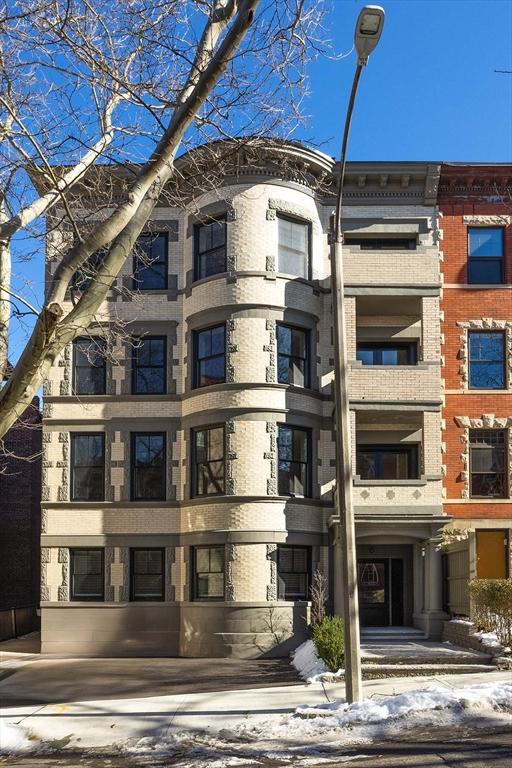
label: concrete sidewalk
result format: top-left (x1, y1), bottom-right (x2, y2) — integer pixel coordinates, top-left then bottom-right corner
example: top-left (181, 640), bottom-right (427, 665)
top-left (2, 666), bottom-right (511, 751)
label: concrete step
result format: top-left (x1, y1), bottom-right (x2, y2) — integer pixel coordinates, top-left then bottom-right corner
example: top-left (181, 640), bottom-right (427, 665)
top-left (361, 663), bottom-right (497, 679)
top-left (361, 653), bottom-right (494, 666)
top-left (360, 629), bottom-right (427, 641)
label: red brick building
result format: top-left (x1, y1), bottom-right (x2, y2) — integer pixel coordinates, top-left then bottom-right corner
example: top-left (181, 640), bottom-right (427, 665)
top-left (439, 164), bottom-right (512, 596)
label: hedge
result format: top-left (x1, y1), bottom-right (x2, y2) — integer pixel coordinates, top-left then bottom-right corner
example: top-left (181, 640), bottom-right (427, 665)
top-left (469, 579), bottom-right (512, 647)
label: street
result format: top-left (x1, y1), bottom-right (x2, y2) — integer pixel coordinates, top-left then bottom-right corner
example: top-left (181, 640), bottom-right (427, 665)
top-left (2, 725), bottom-right (512, 767)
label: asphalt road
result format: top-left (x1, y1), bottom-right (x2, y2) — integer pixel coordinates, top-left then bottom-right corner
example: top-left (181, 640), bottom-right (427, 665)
top-left (2, 725), bottom-right (512, 767)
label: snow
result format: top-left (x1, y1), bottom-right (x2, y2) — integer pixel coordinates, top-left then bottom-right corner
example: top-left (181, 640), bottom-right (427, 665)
top-left (450, 618), bottom-right (473, 626)
top-left (231, 680), bottom-right (512, 749)
top-left (0, 720), bottom-right (41, 755)
top-left (472, 630), bottom-right (503, 649)
top-left (291, 639), bottom-right (344, 683)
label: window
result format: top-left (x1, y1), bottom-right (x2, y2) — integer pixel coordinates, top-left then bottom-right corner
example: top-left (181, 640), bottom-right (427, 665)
top-left (194, 218), bottom-right (226, 280)
top-left (278, 217), bottom-right (309, 278)
top-left (130, 549), bottom-right (165, 601)
top-left (277, 546), bottom-right (311, 600)
top-left (71, 433), bottom-right (105, 501)
top-left (192, 426), bottom-right (225, 496)
top-left (277, 324), bottom-right (310, 387)
top-left (345, 237), bottom-right (416, 250)
top-left (192, 546), bottom-right (225, 600)
top-left (356, 342), bottom-right (417, 366)
top-left (71, 248), bottom-right (107, 293)
top-left (133, 233), bottom-right (168, 290)
top-left (470, 430), bottom-right (507, 498)
top-left (193, 325), bottom-right (225, 388)
top-left (73, 338), bottom-right (106, 394)
top-left (277, 426), bottom-right (311, 497)
top-left (356, 444), bottom-right (419, 480)
top-left (132, 337), bottom-right (166, 394)
top-left (70, 549), bottom-right (104, 601)
top-left (131, 433), bottom-right (166, 501)
top-left (468, 332), bottom-right (506, 389)
top-left (468, 227), bottom-right (504, 284)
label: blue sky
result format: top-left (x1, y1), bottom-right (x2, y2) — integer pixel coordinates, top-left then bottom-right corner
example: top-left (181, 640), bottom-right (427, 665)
top-left (300, 0), bottom-right (512, 162)
top-left (7, 0), bottom-right (512, 365)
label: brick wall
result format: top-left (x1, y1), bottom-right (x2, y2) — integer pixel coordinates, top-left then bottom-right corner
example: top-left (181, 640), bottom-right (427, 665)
top-left (439, 173), bottom-right (512, 525)
top-left (0, 400), bottom-right (42, 609)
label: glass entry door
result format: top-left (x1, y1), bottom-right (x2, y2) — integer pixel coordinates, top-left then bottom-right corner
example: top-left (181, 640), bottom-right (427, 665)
top-left (357, 558), bottom-right (404, 626)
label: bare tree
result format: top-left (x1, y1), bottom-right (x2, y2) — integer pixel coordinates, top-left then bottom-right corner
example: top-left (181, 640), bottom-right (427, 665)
top-left (310, 567), bottom-right (327, 626)
top-left (0, 0), bottom-right (327, 439)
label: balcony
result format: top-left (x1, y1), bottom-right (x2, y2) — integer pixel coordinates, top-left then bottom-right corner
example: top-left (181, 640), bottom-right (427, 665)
top-left (343, 243), bottom-right (440, 288)
top-left (348, 295), bottom-right (441, 404)
top-left (352, 409), bottom-right (443, 518)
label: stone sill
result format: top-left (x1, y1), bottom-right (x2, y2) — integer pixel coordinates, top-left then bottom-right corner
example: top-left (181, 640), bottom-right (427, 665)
top-left (353, 475), bottom-right (442, 487)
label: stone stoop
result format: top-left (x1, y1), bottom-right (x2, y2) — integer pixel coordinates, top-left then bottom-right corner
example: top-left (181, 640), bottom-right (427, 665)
top-left (359, 629), bottom-right (495, 679)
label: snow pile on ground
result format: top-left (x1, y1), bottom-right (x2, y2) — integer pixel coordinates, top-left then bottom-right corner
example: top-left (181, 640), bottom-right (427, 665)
top-left (294, 680), bottom-right (512, 725)
top-left (233, 680), bottom-right (512, 747)
top-left (291, 639), bottom-right (344, 683)
top-left (450, 618), bottom-right (474, 626)
top-left (0, 720), bottom-right (41, 755)
top-left (472, 629), bottom-right (510, 652)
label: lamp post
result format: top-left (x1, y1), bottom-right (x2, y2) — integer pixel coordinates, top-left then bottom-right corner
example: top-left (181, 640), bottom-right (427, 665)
top-left (331, 5), bottom-right (385, 704)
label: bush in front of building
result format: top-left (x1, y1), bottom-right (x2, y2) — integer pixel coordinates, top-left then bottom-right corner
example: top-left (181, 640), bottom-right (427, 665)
top-left (469, 578), bottom-right (512, 647)
top-left (312, 615), bottom-right (344, 672)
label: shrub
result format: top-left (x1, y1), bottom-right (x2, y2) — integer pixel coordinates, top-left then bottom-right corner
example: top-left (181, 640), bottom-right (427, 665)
top-left (469, 579), bottom-right (512, 647)
top-left (312, 615), bottom-right (344, 672)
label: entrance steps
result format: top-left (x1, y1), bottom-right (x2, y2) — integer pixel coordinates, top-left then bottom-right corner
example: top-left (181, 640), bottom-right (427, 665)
top-left (359, 627), bottom-right (495, 679)
top-left (360, 627), bottom-right (426, 642)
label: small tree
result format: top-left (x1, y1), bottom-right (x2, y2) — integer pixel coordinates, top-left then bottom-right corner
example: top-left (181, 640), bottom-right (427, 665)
top-left (312, 615), bottom-right (344, 673)
top-left (310, 567), bottom-right (327, 626)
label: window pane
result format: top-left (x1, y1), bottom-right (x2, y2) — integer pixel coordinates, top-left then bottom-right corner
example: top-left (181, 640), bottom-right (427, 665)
top-left (194, 546), bottom-right (225, 599)
top-left (73, 339), bottom-right (106, 395)
top-left (469, 228), bottom-right (503, 257)
top-left (195, 548), bottom-right (210, 572)
top-left (277, 546), bottom-right (309, 600)
top-left (196, 220), bottom-right (227, 280)
top-left (471, 446), bottom-right (504, 473)
top-left (199, 357), bottom-right (225, 386)
top-left (469, 333), bottom-right (504, 362)
top-left (133, 574), bottom-right (163, 598)
top-left (133, 234), bottom-right (167, 290)
top-left (356, 348), bottom-right (376, 365)
top-left (133, 338), bottom-right (166, 394)
top-left (277, 325), bottom-right (292, 355)
top-left (132, 434), bottom-right (165, 500)
top-left (278, 218), bottom-right (308, 278)
top-left (72, 435), bottom-right (104, 500)
top-left (356, 446), bottom-right (417, 480)
top-left (210, 325), bottom-right (225, 355)
top-left (208, 427), bottom-right (225, 460)
top-left (71, 550), bottom-right (103, 600)
top-left (468, 259), bottom-right (503, 284)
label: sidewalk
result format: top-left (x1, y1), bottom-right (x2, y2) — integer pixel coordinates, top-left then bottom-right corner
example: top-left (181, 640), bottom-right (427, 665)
top-left (2, 666), bottom-right (511, 751)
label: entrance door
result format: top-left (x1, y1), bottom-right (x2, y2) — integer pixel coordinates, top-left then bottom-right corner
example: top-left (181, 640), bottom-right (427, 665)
top-left (358, 559), bottom-right (389, 626)
top-left (357, 558), bottom-right (404, 626)
top-left (476, 530), bottom-right (508, 578)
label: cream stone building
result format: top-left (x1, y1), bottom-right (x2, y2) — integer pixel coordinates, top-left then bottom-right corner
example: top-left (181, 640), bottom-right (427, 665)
top-left (40, 142), bottom-right (448, 656)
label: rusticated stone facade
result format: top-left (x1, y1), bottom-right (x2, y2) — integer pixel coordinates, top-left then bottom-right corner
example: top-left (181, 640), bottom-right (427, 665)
top-left (40, 143), bottom-right (449, 655)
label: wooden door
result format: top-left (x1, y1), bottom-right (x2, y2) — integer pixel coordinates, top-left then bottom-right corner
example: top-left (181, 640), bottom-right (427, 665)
top-left (476, 530), bottom-right (508, 579)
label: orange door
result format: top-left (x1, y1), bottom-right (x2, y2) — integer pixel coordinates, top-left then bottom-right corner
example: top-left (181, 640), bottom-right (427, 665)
top-left (476, 530), bottom-right (508, 579)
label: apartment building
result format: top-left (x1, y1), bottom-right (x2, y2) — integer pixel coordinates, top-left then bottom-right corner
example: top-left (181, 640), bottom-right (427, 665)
top-left (438, 164), bottom-right (512, 613)
top-left (40, 141), bottom-right (448, 657)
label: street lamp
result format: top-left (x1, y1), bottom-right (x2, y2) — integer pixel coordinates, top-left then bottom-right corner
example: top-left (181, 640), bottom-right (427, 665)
top-left (331, 5), bottom-right (385, 704)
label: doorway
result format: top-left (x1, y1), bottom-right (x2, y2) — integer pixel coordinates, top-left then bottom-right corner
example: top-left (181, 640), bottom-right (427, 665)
top-left (357, 557), bottom-right (404, 626)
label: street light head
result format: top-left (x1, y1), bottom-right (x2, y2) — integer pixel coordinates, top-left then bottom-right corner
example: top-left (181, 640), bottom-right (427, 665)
top-left (354, 5), bottom-right (385, 66)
